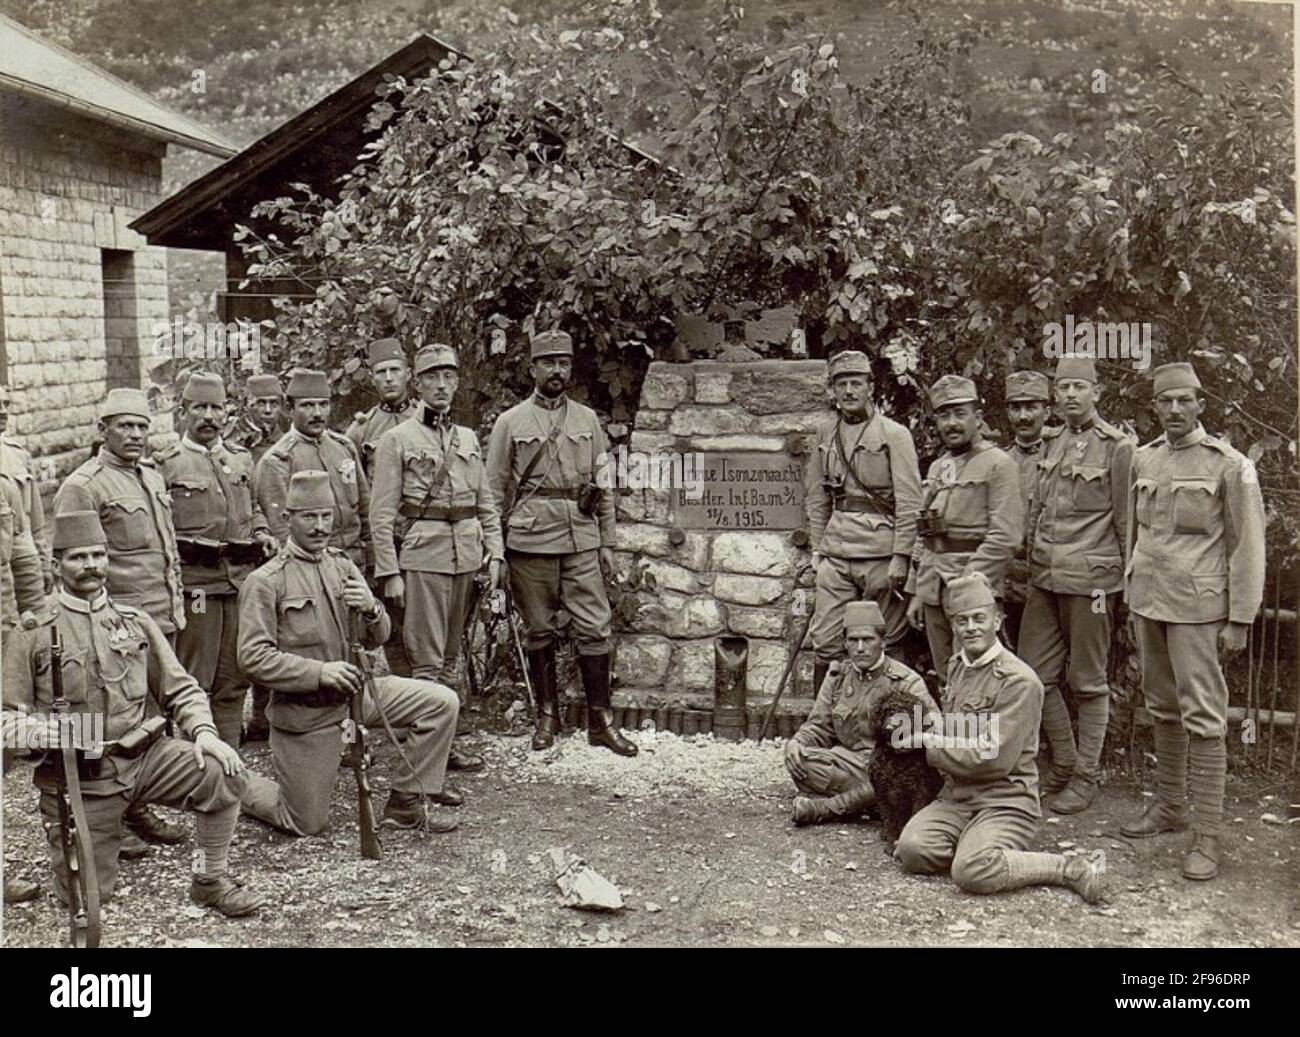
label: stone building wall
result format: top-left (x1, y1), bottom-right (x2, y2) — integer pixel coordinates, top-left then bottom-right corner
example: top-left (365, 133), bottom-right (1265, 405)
top-left (0, 95), bottom-right (176, 498)
top-left (611, 359), bottom-right (832, 715)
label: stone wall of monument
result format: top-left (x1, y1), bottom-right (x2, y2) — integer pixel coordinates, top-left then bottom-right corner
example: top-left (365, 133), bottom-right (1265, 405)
top-left (609, 359), bottom-right (832, 719)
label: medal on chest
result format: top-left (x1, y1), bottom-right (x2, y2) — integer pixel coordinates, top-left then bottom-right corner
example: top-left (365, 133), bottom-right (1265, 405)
top-left (1073, 439), bottom-right (1087, 461)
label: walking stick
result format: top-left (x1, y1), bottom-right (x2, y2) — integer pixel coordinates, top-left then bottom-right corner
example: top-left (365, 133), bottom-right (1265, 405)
top-left (760, 563), bottom-right (815, 741)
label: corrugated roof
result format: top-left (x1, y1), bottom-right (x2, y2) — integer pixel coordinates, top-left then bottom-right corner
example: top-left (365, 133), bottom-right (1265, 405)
top-left (0, 12), bottom-right (235, 157)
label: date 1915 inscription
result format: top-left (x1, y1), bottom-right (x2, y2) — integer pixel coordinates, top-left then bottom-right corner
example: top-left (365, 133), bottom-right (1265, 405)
top-left (674, 452), bottom-right (805, 530)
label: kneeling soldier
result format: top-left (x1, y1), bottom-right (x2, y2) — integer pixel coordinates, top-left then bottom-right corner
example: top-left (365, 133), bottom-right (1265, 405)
top-left (0, 511), bottom-right (260, 917)
top-left (1120, 363), bottom-right (1265, 880)
top-left (785, 600), bottom-right (935, 826)
top-left (236, 472), bottom-right (462, 836)
top-left (894, 573), bottom-right (1104, 903)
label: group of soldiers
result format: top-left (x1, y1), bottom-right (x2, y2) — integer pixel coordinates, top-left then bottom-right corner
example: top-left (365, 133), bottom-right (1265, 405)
top-left (787, 350), bottom-right (1265, 901)
top-left (0, 330), bottom-right (633, 919)
top-left (0, 334), bottom-right (1268, 925)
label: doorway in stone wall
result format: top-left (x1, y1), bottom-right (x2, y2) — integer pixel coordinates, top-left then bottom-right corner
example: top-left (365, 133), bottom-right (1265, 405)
top-left (101, 248), bottom-right (139, 391)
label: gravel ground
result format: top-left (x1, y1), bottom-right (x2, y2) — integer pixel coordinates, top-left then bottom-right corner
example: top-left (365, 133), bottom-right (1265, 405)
top-left (3, 729), bottom-right (1297, 948)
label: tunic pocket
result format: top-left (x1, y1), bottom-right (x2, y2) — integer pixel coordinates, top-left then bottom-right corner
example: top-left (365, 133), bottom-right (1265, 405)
top-left (278, 596), bottom-right (317, 646)
top-left (103, 499), bottom-right (152, 551)
top-left (169, 478), bottom-right (210, 531)
top-left (942, 478), bottom-right (989, 527)
top-left (1134, 477), bottom-right (1158, 528)
top-left (1171, 477), bottom-right (1217, 535)
top-left (229, 470), bottom-right (254, 527)
top-left (1068, 464), bottom-right (1110, 513)
top-left (856, 446), bottom-right (892, 489)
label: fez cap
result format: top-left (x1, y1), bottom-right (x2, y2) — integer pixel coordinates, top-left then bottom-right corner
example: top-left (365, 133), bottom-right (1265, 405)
top-left (1152, 362), bottom-right (1201, 396)
top-left (944, 572), bottom-right (998, 615)
top-left (286, 369), bottom-right (331, 400)
top-left (530, 330), bottom-right (573, 360)
top-left (101, 388), bottom-right (151, 421)
top-left (245, 374), bottom-right (282, 398)
top-left (1055, 354), bottom-right (1098, 382)
top-left (827, 350), bottom-right (871, 382)
top-left (415, 344), bottom-right (458, 375)
top-left (928, 374), bottom-right (978, 410)
top-left (53, 510), bottom-right (107, 551)
top-left (844, 600), bottom-right (887, 631)
top-left (367, 338), bottom-right (405, 368)
top-left (182, 372), bottom-right (227, 405)
top-left (286, 470), bottom-right (334, 511)
top-left (1005, 370), bottom-right (1050, 402)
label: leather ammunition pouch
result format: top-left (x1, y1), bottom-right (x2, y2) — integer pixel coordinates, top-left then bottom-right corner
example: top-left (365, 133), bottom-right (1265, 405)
top-left (576, 481), bottom-right (601, 517)
top-left (295, 687), bottom-right (352, 709)
top-left (177, 537), bottom-right (265, 567)
top-left (928, 535), bottom-right (983, 554)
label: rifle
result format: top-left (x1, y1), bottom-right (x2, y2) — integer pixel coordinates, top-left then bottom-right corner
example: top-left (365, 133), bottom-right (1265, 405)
top-left (461, 573), bottom-right (536, 718)
top-left (49, 624), bottom-right (101, 947)
top-left (343, 617), bottom-right (382, 861)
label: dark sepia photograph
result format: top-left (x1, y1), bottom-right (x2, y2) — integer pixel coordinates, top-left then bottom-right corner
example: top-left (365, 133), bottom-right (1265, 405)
top-left (0, 0), bottom-right (1296, 984)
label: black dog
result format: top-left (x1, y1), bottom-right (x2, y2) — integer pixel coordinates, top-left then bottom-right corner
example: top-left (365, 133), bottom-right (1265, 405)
top-left (867, 689), bottom-right (944, 851)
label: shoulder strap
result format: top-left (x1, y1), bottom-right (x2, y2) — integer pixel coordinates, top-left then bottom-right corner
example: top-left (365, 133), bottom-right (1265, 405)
top-left (832, 418), bottom-right (893, 513)
top-left (506, 421), bottom-right (563, 520)
top-left (413, 427), bottom-right (460, 513)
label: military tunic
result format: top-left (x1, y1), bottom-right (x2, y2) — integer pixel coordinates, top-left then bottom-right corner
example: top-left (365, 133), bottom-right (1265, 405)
top-left (485, 392), bottom-right (615, 653)
top-left (226, 415), bottom-right (278, 468)
top-left (158, 436), bottom-right (272, 745)
top-left (804, 411), bottom-right (923, 654)
top-left (788, 655), bottom-right (935, 796)
top-left (345, 398), bottom-right (415, 483)
top-left (52, 448), bottom-right (185, 635)
top-left (1, 436), bottom-right (52, 590)
top-left (896, 643), bottom-right (1046, 894)
top-left (910, 438), bottom-right (1022, 681)
top-left (1, 472), bottom-right (45, 629)
top-left (1, 591), bottom-right (235, 902)
top-left (370, 402), bottom-right (504, 682)
top-left (254, 427), bottom-right (371, 570)
top-left (1126, 425), bottom-right (1265, 738)
top-left (235, 542), bottom-right (458, 836)
top-left (1004, 426), bottom-right (1062, 608)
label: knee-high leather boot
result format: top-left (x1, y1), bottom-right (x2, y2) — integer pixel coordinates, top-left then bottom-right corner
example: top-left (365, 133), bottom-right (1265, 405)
top-left (527, 647), bottom-right (560, 751)
top-left (579, 654), bottom-right (637, 756)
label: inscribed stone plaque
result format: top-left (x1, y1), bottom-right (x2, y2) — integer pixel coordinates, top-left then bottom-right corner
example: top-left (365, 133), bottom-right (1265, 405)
top-left (674, 452), bottom-right (805, 530)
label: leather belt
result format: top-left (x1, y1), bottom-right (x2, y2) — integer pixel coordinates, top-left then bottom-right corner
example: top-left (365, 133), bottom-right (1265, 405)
top-left (398, 503), bottom-right (477, 522)
top-left (832, 495), bottom-right (892, 515)
top-left (177, 537), bottom-right (263, 566)
top-left (927, 535), bottom-right (983, 554)
top-left (294, 688), bottom-right (351, 709)
top-left (530, 487), bottom-right (581, 500)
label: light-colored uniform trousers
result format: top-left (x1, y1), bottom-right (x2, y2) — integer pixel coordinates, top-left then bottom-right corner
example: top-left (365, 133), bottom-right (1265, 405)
top-left (404, 571), bottom-right (474, 686)
top-left (508, 549), bottom-right (611, 654)
top-left (811, 556), bottom-right (908, 656)
top-left (1133, 617), bottom-right (1227, 738)
top-left (789, 744), bottom-right (872, 797)
top-left (895, 800), bottom-right (1039, 894)
top-left (176, 592), bottom-right (244, 746)
top-left (37, 737), bottom-right (238, 903)
top-left (239, 676), bottom-right (458, 836)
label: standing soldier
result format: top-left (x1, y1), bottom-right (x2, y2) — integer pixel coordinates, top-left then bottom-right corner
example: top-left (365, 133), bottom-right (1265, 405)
top-left (370, 345), bottom-right (497, 774)
top-left (52, 387), bottom-right (187, 849)
top-left (1, 511), bottom-right (261, 917)
top-left (1121, 363), bottom-right (1265, 881)
top-left (894, 573), bottom-right (1105, 904)
top-left (226, 373), bottom-right (286, 468)
top-left (255, 369), bottom-right (371, 570)
top-left (157, 373), bottom-right (279, 747)
top-left (345, 338), bottom-right (416, 483)
top-left (1019, 356), bottom-right (1133, 814)
top-left (0, 384), bottom-right (53, 593)
top-left (1002, 370), bottom-right (1060, 649)
top-left (906, 376), bottom-right (1022, 683)
top-left (486, 330), bottom-right (636, 756)
top-left (804, 350), bottom-right (922, 694)
top-left (236, 471), bottom-right (462, 836)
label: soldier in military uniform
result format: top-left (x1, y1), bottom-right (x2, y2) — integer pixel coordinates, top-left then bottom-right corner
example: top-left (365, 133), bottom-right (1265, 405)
top-left (52, 387), bottom-right (188, 848)
top-left (1002, 370), bottom-right (1060, 649)
top-left (784, 600), bottom-right (936, 826)
top-left (0, 384), bottom-right (53, 593)
top-left (158, 373), bottom-right (278, 746)
top-left (345, 338), bottom-right (416, 482)
top-left (1, 511), bottom-right (261, 916)
top-left (2, 461), bottom-right (46, 904)
top-left (1120, 363), bottom-right (1265, 881)
top-left (1019, 356), bottom-right (1134, 814)
top-left (236, 472), bottom-right (462, 837)
top-left (804, 350), bottom-right (922, 694)
top-left (370, 346), bottom-right (497, 774)
top-left (485, 330), bottom-right (636, 756)
top-left (906, 376), bottom-right (1023, 683)
top-left (226, 373), bottom-right (286, 467)
top-left (895, 573), bottom-right (1105, 903)
top-left (255, 369), bottom-right (371, 570)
